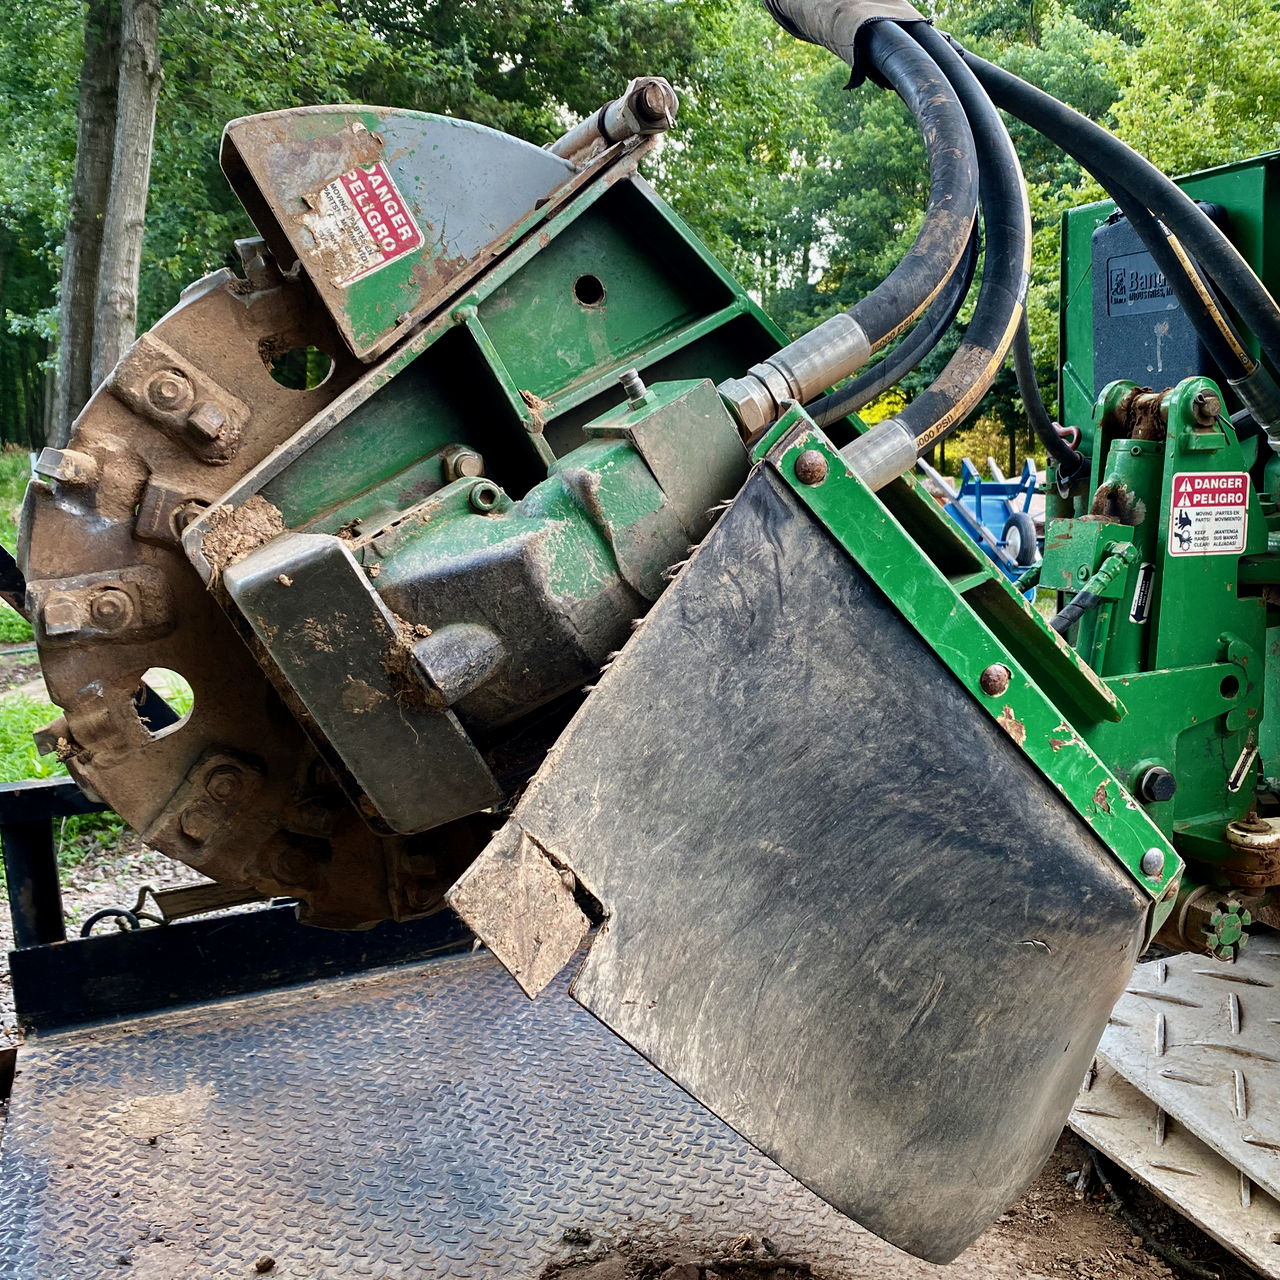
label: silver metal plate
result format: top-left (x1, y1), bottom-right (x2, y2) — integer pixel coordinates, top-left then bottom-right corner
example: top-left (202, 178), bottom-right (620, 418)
top-left (1095, 938), bottom-right (1280, 1202)
top-left (0, 951), bottom-right (878, 1278)
top-left (1071, 1058), bottom-right (1280, 1278)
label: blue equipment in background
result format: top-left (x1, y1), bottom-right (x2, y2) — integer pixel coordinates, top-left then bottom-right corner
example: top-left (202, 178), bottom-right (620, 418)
top-left (916, 456), bottom-right (1041, 595)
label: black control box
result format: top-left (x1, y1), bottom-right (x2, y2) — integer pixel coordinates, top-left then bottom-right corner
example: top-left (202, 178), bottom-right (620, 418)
top-left (1091, 203), bottom-right (1227, 396)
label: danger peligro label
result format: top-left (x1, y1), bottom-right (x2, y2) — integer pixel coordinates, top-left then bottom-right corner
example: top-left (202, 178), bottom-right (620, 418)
top-left (302, 162), bottom-right (424, 288)
top-left (1168, 472), bottom-right (1248, 557)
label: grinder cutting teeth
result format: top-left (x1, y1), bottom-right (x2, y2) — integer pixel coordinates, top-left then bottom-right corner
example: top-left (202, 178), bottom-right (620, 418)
top-left (24, 0), bottom-right (1280, 1264)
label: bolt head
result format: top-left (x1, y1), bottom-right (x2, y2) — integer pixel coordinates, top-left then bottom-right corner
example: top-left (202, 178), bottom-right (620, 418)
top-left (619, 368), bottom-right (648, 407)
top-left (1141, 848), bottom-right (1166, 878)
top-left (641, 82), bottom-right (668, 116)
top-left (794, 449), bottom-right (829, 486)
top-left (89, 587), bottom-right (133, 631)
top-left (979, 663), bottom-right (1012, 696)
top-left (148, 368), bottom-right (194, 413)
top-left (205, 765), bottom-right (244, 804)
top-left (188, 402), bottom-right (227, 441)
top-left (1192, 389), bottom-right (1222, 425)
top-left (179, 800), bottom-right (218, 843)
top-left (1137, 765), bottom-right (1177, 803)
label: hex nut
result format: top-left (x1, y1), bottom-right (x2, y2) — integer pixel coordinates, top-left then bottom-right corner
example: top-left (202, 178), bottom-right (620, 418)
top-left (979, 663), bottom-right (1011, 696)
top-left (794, 449), bottom-right (829, 486)
top-left (442, 446), bottom-right (485, 483)
top-left (1140, 848), bottom-right (1166, 878)
top-left (88, 587), bottom-right (134, 631)
top-left (147, 368), bottom-right (194, 414)
top-left (717, 375), bottom-right (775, 437)
top-left (205, 765), bottom-right (244, 804)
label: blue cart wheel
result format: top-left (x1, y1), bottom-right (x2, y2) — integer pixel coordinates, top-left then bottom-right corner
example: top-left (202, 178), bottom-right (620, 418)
top-left (1002, 512), bottom-right (1039, 566)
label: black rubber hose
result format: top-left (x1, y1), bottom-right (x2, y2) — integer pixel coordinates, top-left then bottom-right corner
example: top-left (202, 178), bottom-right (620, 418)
top-left (1050, 590), bottom-right (1100, 634)
top-left (1023, 120), bottom-right (1252, 381)
top-left (964, 49), bottom-right (1280, 373)
top-left (848, 21), bottom-right (979, 351)
top-left (1012, 313), bottom-right (1086, 480)
top-left (894, 23), bottom-right (1029, 452)
top-left (807, 224), bottom-right (979, 428)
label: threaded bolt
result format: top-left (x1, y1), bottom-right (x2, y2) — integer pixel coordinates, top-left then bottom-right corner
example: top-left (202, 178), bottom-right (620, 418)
top-left (619, 368), bottom-right (648, 408)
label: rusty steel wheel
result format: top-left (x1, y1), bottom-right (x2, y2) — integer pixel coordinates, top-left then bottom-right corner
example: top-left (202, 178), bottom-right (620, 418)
top-left (22, 258), bottom-right (484, 928)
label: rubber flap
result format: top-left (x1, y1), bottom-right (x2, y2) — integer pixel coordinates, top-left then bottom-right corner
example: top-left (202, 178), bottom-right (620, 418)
top-left (494, 462), bottom-right (1148, 1262)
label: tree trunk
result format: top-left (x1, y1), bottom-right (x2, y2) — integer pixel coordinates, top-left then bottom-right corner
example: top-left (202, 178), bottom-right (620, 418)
top-left (52, 0), bottom-right (120, 447)
top-left (90, 0), bottom-right (162, 391)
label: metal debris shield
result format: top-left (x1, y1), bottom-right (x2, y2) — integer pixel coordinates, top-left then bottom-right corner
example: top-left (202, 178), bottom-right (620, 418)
top-left (458, 458), bottom-right (1152, 1263)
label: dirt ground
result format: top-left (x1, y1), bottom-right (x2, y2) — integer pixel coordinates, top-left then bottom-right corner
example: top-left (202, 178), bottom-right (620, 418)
top-left (545, 1131), bottom-right (1262, 1280)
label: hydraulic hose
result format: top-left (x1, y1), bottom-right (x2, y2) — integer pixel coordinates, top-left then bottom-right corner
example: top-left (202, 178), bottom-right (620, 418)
top-left (1011, 313), bottom-right (1086, 482)
top-left (850, 23), bottom-right (979, 350)
top-left (717, 20), bottom-right (978, 436)
top-left (806, 223), bottom-right (979, 429)
top-left (887, 23), bottom-right (1030, 454)
top-left (1050, 542), bottom-right (1138, 634)
top-left (964, 52), bottom-right (1280, 378)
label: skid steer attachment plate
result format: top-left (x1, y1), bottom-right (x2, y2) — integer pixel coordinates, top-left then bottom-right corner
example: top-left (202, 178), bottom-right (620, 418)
top-left (450, 410), bottom-right (1179, 1262)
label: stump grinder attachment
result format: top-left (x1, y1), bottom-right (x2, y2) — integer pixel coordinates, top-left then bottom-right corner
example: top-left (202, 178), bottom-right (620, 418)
top-left (21, 0), bottom-right (1280, 1265)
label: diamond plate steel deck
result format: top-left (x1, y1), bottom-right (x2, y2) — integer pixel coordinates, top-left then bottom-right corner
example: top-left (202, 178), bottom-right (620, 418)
top-left (1071, 1058), bottom-right (1280, 1278)
top-left (1095, 937), bottom-right (1280, 1203)
top-left (0, 949), bottom-right (881, 1279)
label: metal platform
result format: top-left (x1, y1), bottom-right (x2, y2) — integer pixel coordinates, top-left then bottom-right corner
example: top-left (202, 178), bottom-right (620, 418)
top-left (1072, 1059), bottom-right (1280, 1277)
top-left (1070, 938), bottom-right (1280, 1278)
top-left (0, 949), bottom-right (872, 1279)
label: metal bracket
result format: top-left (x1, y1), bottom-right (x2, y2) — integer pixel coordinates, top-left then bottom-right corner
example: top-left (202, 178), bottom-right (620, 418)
top-left (27, 564), bottom-right (175, 645)
top-left (108, 333), bottom-right (249, 465)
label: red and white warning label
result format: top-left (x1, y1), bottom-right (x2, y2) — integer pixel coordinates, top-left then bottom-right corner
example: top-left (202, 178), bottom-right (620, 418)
top-left (1168, 472), bottom-right (1249, 556)
top-left (302, 162), bottom-right (424, 288)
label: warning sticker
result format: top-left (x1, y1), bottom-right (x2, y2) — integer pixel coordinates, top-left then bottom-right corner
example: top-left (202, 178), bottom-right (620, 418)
top-left (1168, 472), bottom-right (1249, 557)
top-left (302, 162), bottom-right (424, 288)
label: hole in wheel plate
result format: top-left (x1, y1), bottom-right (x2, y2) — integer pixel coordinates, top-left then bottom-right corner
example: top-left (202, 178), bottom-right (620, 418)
top-left (268, 346), bottom-right (333, 390)
top-left (134, 668), bottom-right (194, 739)
top-left (573, 274), bottom-right (605, 307)
top-left (1221, 674), bottom-right (1240, 699)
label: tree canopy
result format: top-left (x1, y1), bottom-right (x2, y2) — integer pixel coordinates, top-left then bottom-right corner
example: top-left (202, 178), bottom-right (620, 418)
top-left (1, 0), bottom-right (1276, 461)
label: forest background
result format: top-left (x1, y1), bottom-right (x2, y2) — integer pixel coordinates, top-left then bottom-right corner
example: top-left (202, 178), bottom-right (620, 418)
top-left (2, 0), bottom-right (1280, 473)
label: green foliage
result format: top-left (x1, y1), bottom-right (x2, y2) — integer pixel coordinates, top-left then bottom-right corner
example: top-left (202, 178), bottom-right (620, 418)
top-left (1097, 0), bottom-right (1280, 173)
top-left (0, 447), bottom-right (34, 641)
top-left (0, 0), bottom-right (1276, 458)
top-left (0, 691), bottom-right (127, 878)
top-left (0, 693), bottom-right (66, 784)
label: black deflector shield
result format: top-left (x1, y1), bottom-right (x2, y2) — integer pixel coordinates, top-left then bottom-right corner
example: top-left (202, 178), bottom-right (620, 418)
top-left (494, 465), bottom-right (1147, 1262)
